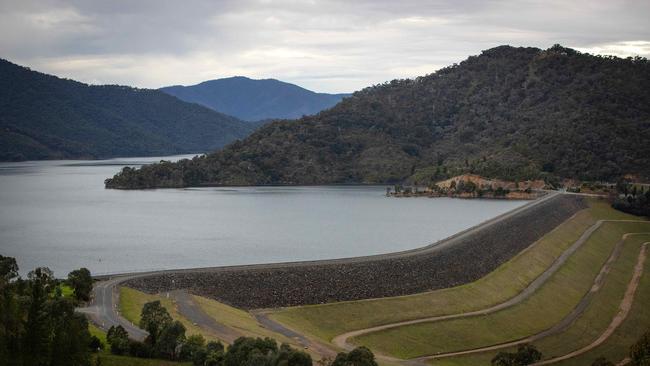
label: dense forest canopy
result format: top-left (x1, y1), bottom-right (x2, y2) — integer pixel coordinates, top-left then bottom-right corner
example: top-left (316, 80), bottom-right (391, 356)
top-left (161, 76), bottom-right (350, 121)
top-left (0, 59), bottom-right (254, 161)
top-left (106, 45), bottom-right (650, 189)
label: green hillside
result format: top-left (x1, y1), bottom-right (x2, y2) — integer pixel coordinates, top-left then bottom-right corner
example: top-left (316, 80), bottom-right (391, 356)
top-left (0, 59), bottom-right (254, 161)
top-left (105, 45), bottom-right (650, 189)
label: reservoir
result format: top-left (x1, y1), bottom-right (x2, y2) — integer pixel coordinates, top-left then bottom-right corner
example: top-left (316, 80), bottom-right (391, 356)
top-left (0, 156), bottom-right (527, 277)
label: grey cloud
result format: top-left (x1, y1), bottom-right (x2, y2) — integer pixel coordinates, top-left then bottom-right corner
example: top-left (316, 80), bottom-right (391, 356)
top-left (0, 0), bottom-right (648, 93)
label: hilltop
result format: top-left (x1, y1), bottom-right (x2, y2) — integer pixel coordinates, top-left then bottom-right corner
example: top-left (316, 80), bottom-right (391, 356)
top-left (106, 45), bottom-right (650, 189)
top-left (0, 59), bottom-right (254, 161)
top-left (160, 76), bottom-right (350, 121)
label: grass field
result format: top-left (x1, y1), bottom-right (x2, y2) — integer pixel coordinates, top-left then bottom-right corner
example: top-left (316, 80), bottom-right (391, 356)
top-left (59, 283), bottom-right (74, 298)
top-left (118, 286), bottom-right (219, 342)
top-left (120, 287), bottom-right (299, 346)
top-left (95, 355), bottom-right (191, 366)
top-left (552, 242), bottom-right (650, 365)
top-left (427, 233), bottom-right (650, 366)
top-left (88, 322), bottom-right (108, 347)
top-left (351, 221), bottom-right (650, 358)
top-left (268, 199), bottom-right (635, 342)
top-left (533, 234), bottom-right (650, 360)
top-left (193, 295), bottom-right (294, 344)
top-left (117, 288), bottom-right (328, 362)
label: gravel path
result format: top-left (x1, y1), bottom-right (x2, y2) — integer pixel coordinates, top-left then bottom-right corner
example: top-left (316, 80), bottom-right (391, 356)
top-left (168, 290), bottom-right (243, 343)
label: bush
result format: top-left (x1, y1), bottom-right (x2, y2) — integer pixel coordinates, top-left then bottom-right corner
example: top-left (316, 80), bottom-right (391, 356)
top-left (491, 344), bottom-right (542, 366)
top-left (67, 268), bottom-right (93, 302)
top-left (332, 346), bottom-right (377, 366)
top-left (106, 325), bottom-right (129, 355)
top-left (89, 335), bottom-right (103, 352)
top-left (612, 192), bottom-right (650, 217)
top-left (630, 330), bottom-right (650, 365)
top-left (592, 357), bottom-right (614, 366)
top-left (128, 340), bottom-right (153, 358)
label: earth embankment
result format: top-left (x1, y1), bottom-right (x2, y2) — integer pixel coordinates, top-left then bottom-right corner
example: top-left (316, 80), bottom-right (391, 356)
top-left (125, 194), bottom-right (586, 309)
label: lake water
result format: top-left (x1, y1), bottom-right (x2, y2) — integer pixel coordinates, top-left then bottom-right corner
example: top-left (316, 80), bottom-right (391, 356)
top-left (0, 156), bottom-right (527, 277)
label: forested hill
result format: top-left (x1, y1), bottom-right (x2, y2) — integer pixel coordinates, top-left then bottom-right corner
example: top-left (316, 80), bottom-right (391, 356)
top-left (160, 76), bottom-right (350, 121)
top-left (0, 59), bottom-right (254, 161)
top-left (105, 45), bottom-right (650, 189)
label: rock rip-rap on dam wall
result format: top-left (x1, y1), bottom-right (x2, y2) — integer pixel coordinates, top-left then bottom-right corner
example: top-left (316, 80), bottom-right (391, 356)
top-left (125, 194), bottom-right (587, 309)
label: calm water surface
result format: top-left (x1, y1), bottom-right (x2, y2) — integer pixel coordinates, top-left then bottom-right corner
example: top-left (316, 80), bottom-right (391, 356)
top-left (0, 155), bottom-right (527, 277)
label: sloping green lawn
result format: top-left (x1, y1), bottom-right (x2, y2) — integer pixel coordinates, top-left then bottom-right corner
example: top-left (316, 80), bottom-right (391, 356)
top-left (353, 221), bottom-right (650, 359)
top-left (427, 233), bottom-right (650, 366)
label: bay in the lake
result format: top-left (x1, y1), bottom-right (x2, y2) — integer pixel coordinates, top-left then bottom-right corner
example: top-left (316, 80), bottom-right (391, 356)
top-left (0, 155), bottom-right (527, 277)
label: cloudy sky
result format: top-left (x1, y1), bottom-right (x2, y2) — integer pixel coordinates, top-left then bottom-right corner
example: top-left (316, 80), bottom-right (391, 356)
top-left (1, 0), bottom-right (649, 93)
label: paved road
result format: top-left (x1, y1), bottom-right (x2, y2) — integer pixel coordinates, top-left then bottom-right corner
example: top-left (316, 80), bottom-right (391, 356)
top-left (77, 276), bottom-right (148, 341)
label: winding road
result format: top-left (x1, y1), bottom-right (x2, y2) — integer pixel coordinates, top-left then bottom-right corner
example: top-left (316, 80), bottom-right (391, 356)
top-left (77, 276), bottom-right (148, 341)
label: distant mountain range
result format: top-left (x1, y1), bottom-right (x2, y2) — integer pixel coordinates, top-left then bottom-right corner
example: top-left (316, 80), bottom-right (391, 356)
top-left (160, 77), bottom-right (350, 121)
top-left (0, 59), bottom-right (255, 161)
top-left (106, 45), bottom-right (650, 189)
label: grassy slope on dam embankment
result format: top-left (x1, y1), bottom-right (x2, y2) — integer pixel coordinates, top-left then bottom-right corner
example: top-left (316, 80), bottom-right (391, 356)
top-left (351, 221), bottom-right (650, 359)
top-left (427, 232), bottom-right (650, 366)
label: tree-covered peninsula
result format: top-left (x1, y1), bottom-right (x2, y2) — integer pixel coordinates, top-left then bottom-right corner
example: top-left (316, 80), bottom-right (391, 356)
top-left (105, 45), bottom-right (650, 189)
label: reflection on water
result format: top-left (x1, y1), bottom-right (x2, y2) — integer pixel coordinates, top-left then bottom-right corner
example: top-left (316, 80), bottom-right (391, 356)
top-left (0, 156), bottom-right (526, 277)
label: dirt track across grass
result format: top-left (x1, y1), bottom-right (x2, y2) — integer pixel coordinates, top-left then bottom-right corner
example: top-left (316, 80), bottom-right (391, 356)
top-left (532, 242), bottom-right (648, 365)
top-left (168, 290), bottom-right (243, 343)
top-left (411, 230), bottom-right (649, 363)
